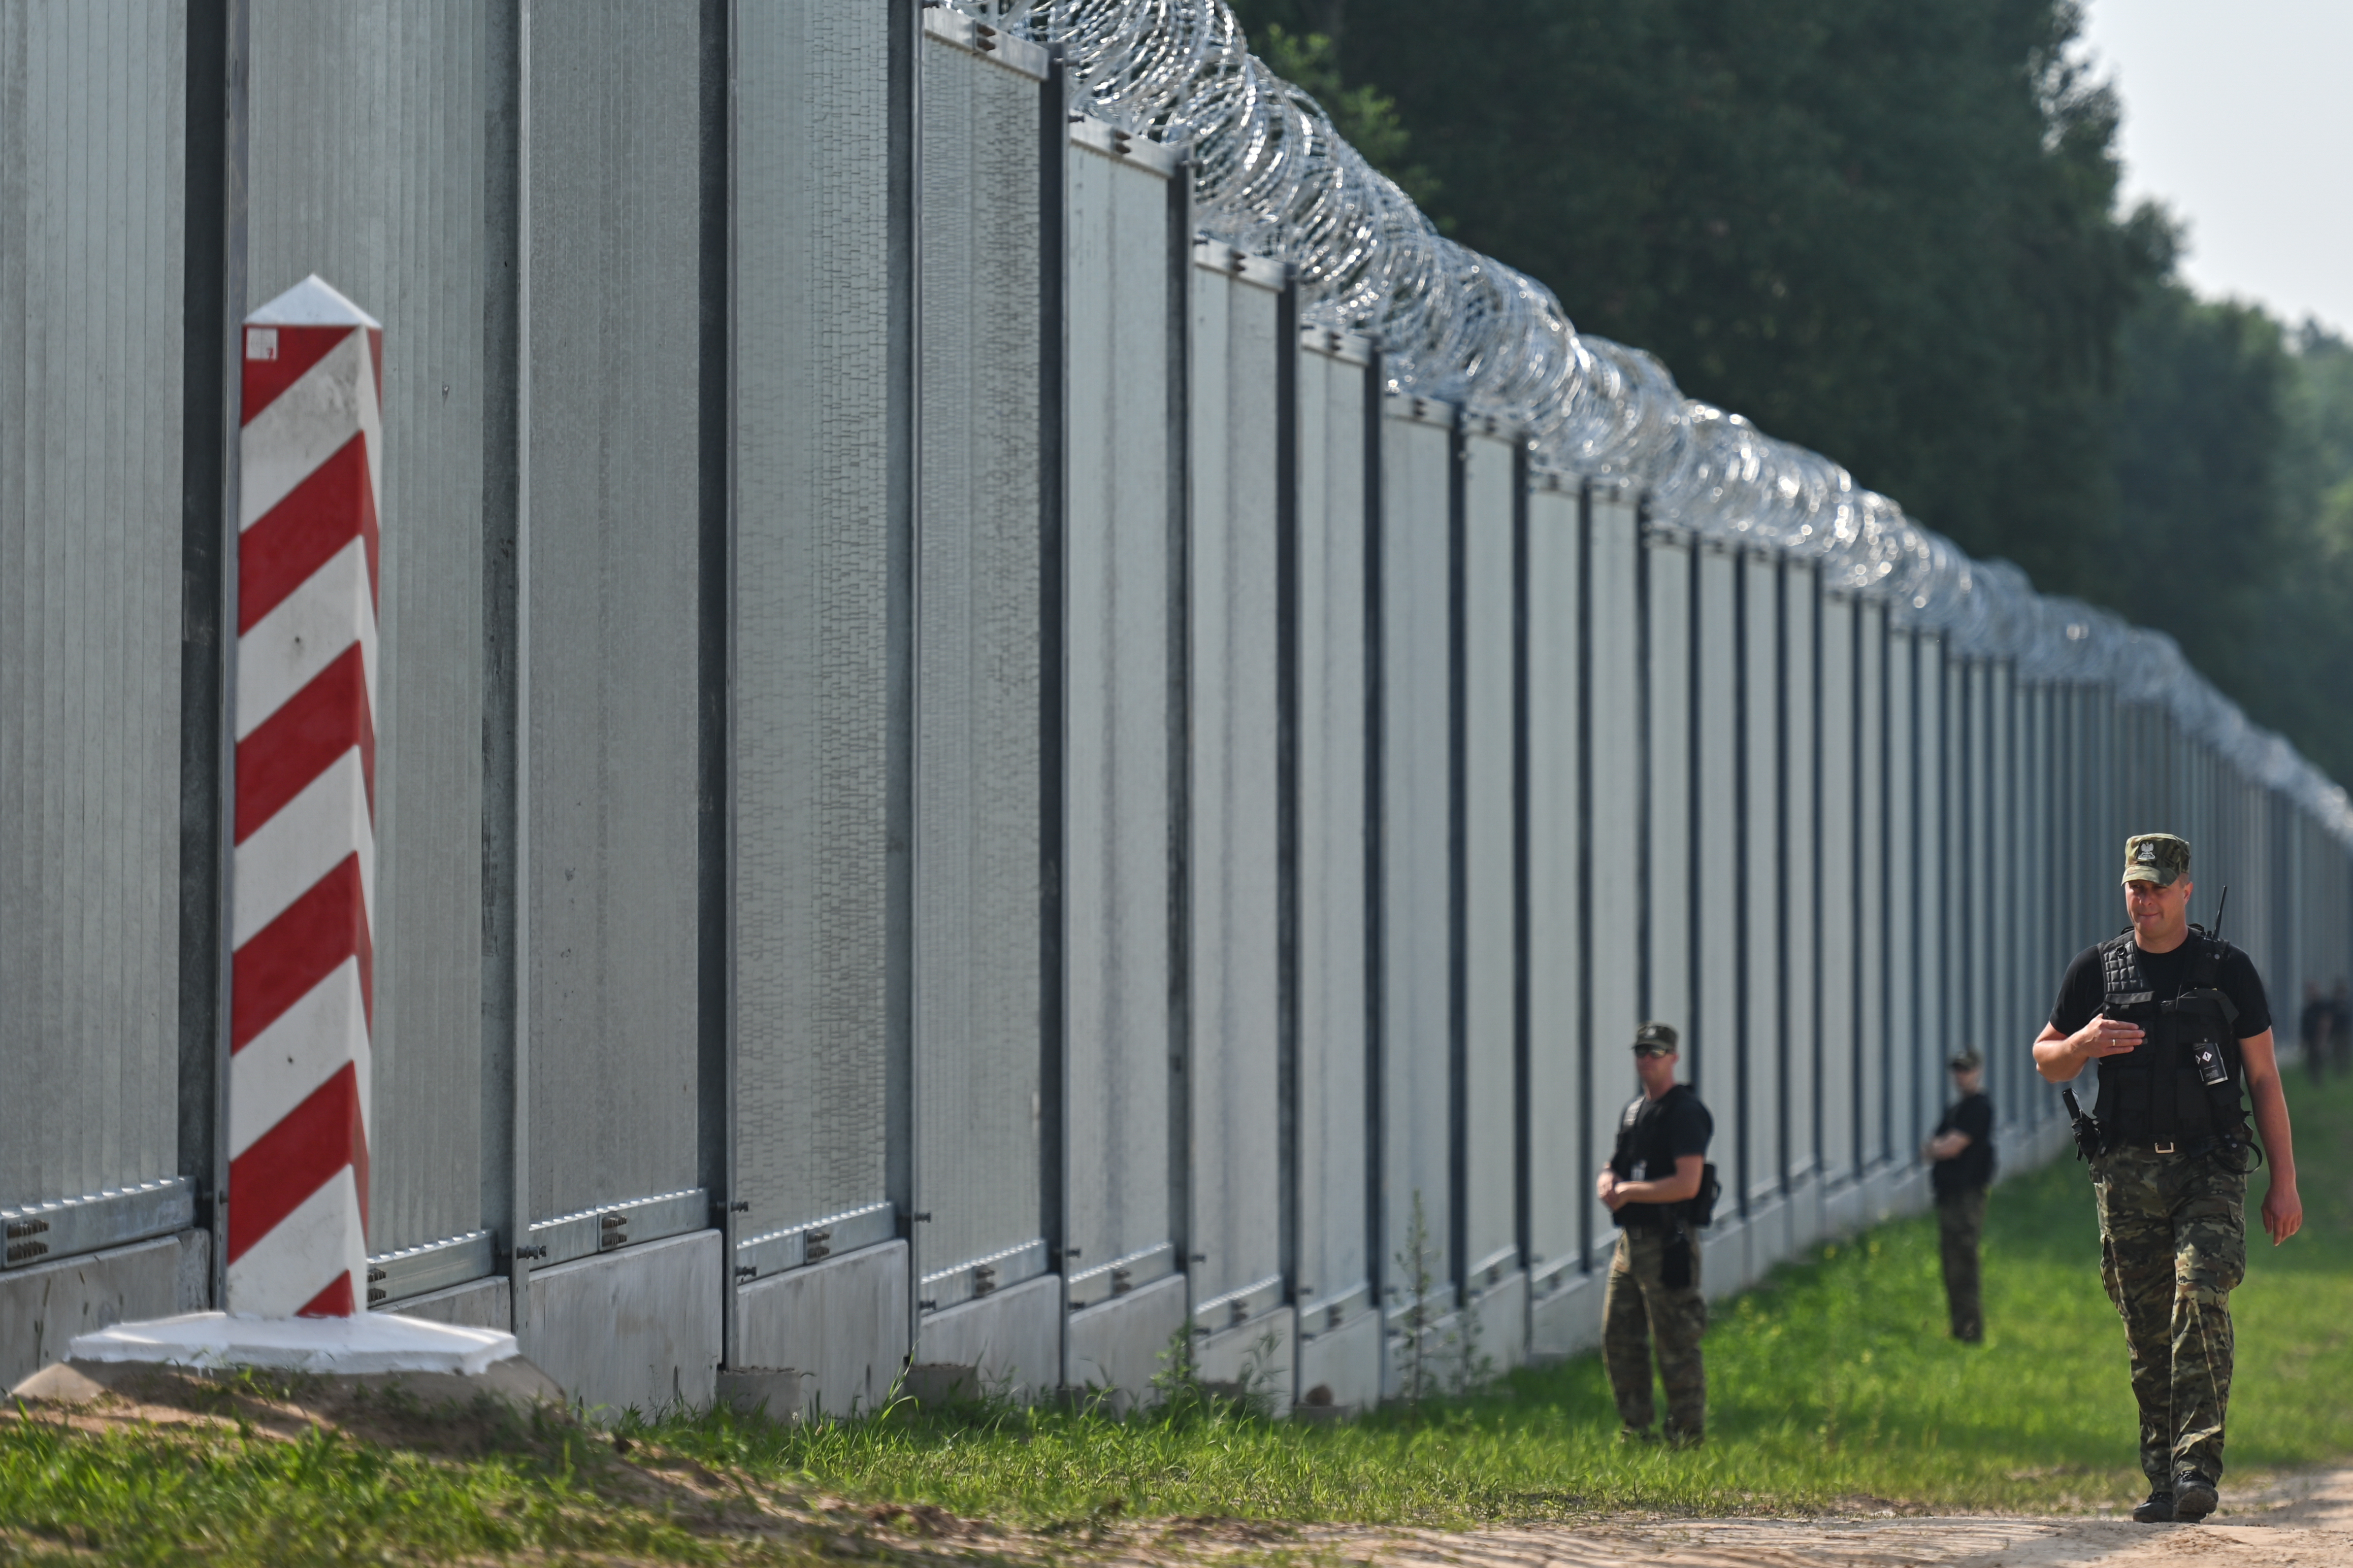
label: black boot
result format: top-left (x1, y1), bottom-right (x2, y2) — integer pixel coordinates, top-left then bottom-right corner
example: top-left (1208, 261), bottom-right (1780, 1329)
top-left (2173, 1472), bottom-right (2218, 1522)
top-left (2131, 1489), bottom-right (2174, 1523)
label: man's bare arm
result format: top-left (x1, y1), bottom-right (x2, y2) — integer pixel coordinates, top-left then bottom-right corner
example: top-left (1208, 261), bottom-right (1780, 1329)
top-left (2035, 1018), bottom-right (2144, 1083)
top-left (1597, 1154), bottom-right (1705, 1211)
top-left (2239, 1029), bottom-right (2302, 1245)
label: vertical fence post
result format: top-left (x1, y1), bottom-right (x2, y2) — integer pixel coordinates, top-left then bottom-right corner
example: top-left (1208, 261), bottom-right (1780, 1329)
top-left (225, 275), bottom-right (382, 1319)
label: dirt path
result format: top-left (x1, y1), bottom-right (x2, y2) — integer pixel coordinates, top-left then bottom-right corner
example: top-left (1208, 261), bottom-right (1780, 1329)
top-left (1229, 1470), bottom-right (2353, 1568)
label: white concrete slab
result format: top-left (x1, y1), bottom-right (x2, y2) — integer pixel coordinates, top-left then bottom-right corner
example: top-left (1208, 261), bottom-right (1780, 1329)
top-left (1193, 1304), bottom-right (1294, 1416)
top-left (1462, 1269), bottom-right (1527, 1378)
top-left (375, 1274), bottom-right (510, 1330)
top-left (0, 1230), bottom-right (211, 1390)
top-left (527, 1229), bottom-right (721, 1418)
top-left (1065, 1272), bottom-right (1188, 1410)
top-left (918, 1271), bottom-right (1061, 1404)
top-left (735, 1239), bottom-right (908, 1420)
top-left (1528, 1268), bottom-right (1605, 1362)
top-left (1698, 1218), bottom-right (1748, 1302)
top-left (1294, 1307), bottom-right (1381, 1411)
top-left (69, 1310), bottom-right (517, 1376)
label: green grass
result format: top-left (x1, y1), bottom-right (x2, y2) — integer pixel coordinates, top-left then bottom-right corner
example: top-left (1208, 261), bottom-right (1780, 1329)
top-left (0, 1380), bottom-right (822, 1565)
top-left (6, 1074), bottom-right (2350, 1561)
top-left (655, 1070), bottom-right (2353, 1524)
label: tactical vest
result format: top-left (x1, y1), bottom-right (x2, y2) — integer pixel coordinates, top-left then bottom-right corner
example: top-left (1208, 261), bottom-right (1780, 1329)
top-left (2092, 926), bottom-right (2249, 1149)
top-left (1611, 1085), bottom-right (1710, 1228)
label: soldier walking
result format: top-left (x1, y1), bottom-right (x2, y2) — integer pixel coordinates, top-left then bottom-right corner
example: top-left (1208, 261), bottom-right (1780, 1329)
top-left (2034, 834), bottom-right (2302, 1524)
top-left (1596, 1021), bottom-right (1715, 1447)
top-left (1924, 1050), bottom-right (1996, 1343)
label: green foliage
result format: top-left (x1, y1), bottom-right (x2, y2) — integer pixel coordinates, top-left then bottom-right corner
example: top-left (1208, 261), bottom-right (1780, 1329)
top-left (2104, 302), bottom-right (2353, 787)
top-left (1224, 0), bottom-right (2353, 784)
top-left (0, 1396), bottom-right (799, 1565)
top-left (1253, 24), bottom-right (1443, 213)
top-left (1231, 0), bottom-right (2167, 593)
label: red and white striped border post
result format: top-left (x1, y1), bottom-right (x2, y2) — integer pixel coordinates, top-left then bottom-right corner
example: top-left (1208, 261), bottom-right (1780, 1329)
top-left (226, 275), bottom-right (383, 1319)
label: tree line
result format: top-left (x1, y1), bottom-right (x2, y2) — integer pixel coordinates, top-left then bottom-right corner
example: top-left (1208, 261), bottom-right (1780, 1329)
top-left (1233, 0), bottom-right (2353, 784)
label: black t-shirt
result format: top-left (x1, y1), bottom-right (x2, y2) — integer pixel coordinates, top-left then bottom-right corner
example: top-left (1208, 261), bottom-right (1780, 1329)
top-left (2047, 935), bottom-right (2273, 1041)
top-left (1611, 1084), bottom-right (1713, 1226)
top-left (1615, 1085), bottom-right (1713, 1176)
top-left (1931, 1091), bottom-right (1995, 1197)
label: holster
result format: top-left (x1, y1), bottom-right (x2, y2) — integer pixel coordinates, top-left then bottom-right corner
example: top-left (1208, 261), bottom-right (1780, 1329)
top-left (1660, 1223), bottom-right (1694, 1290)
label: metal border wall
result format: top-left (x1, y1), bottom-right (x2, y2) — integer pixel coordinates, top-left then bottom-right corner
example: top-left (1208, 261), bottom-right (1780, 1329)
top-left (12, 5), bottom-right (2353, 1410)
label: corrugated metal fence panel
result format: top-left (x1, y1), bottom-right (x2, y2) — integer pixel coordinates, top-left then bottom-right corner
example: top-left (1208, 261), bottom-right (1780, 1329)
top-left (1378, 399), bottom-right (1454, 1303)
top-left (525, 1), bottom-right (703, 1219)
top-left (1522, 477), bottom-right (1581, 1284)
top-left (731, 0), bottom-right (899, 1259)
top-left (1988, 661), bottom-right (2019, 1127)
top-left (1966, 663), bottom-right (1996, 1111)
top-left (908, 34), bottom-right (1047, 1288)
top-left (1459, 427), bottom-right (1516, 1280)
top-left (0, 0), bottom-right (184, 1210)
top-left (1062, 134), bottom-right (1179, 1300)
top-left (1186, 254), bottom-right (1283, 1307)
top-left (1948, 658), bottom-right (1975, 1064)
top-left (1692, 549), bottom-right (1736, 1197)
top-left (1856, 602), bottom-right (1886, 1166)
top-left (245, 0), bottom-right (489, 1255)
top-left (1782, 566), bottom-right (1818, 1185)
top-left (1886, 630), bottom-right (1918, 1155)
top-left (1919, 643), bottom-right (1949, 1093)
top-left (1645, 539), bottom-right (1692, 1044)
top-left (1816, 593), bottom-right (1856, 1179)
top-left (1292, 338), bottom-right (1370, 1323)
top-left (1740, 553), bottom-right (1780, 1204)
top-left (1585, 491), bottom-right (1641, 1253)
top-left (2024, 684), bottom-right (2055, 1124)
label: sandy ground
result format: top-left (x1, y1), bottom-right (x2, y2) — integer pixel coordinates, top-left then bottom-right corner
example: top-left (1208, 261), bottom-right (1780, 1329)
top-left (1261, 1470), bottom-right (2353, 1568)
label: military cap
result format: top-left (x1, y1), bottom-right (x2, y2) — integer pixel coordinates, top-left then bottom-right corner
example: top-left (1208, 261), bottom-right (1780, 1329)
top-left (1632, 1021), bottom-right (1679, 1055)
top-left (2122, 833), bottom-right (2192, 887)
top-left (1948, 1049), bottom-right (1983, 1073)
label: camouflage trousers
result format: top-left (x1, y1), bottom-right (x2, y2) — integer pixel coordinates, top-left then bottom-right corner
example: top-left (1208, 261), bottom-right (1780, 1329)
top-left (2091, 1146), bottom-right (2248, 1488)
top-left (1936, 1187), bottom-right (1987, 1342)
top-left (1603, 1225), bottom-right (1708, 1440)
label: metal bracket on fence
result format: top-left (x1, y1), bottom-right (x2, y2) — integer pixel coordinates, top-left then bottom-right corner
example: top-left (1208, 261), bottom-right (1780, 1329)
top-left (1, 1177), bottom-right (196, 1271)
top-left (524, 1187), bottom-right (706, 1273)
top-left (363, 1229), bottom-right (495, 1309)
top-left (921, 1237), bottom-right (1051, 1314)
top-left (1063, 1239), bottom-right (1174, 1310)
top-left (732, 1199), bottom-right (896, 1284)
top-left (1189, 1271), bottom-right (1286, 1337)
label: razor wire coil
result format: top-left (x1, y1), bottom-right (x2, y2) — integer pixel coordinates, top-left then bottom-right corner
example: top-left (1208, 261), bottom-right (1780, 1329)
top-left (986, 0), bottom-right (2353, 837)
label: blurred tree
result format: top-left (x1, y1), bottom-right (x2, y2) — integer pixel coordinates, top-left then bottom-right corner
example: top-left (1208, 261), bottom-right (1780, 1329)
top-left (2107, 284), bottom-right (2293, 685)
top-left (2215, 322), bottom-right (2353, 782)
top-left (1228, 0), bottom-right (2169, 588)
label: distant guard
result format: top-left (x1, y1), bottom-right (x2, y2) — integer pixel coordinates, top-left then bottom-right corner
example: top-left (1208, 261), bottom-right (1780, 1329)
top-left (1596, 1022), bottom-right (1716, 1447)
top-left (1924, 1049), bottom-right (1996, 1343)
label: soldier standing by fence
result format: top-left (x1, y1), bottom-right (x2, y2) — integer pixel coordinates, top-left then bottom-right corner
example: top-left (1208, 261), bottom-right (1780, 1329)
top-left (1597, 1022), bottom-right (1716, 1448)
top-left (2034, 833), bottom-right (2301, 1525)
top-left (1925, 1050), bottom-right (1996, 1344)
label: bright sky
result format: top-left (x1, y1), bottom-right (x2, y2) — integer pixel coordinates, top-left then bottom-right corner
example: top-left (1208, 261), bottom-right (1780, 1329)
top-left (2078, 0), bottom-right (2353, 338)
